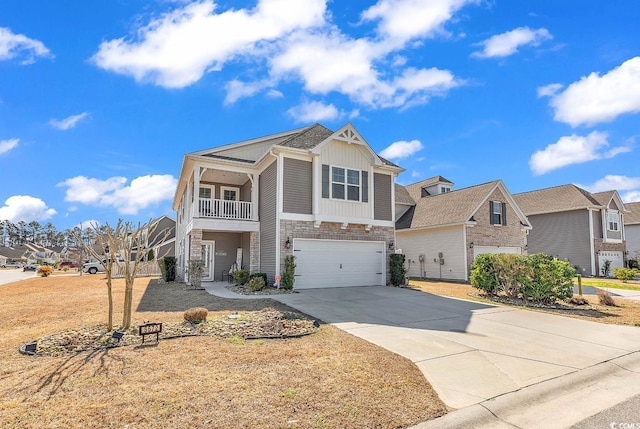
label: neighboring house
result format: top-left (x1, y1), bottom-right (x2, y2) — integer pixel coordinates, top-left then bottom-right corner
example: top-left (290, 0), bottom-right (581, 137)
top-left (173, 123), bottom-right (403, 288)
top-left (23, 242), bottom-right (59, 264)
top-left (395, 178), bottom-right (531, 281)
top-left (131, 215), bottom-right (176, 261)
top-left (513, 185), bottom-right (627, 276)
top-left (624, 201), bottom-right (640, 265)
top-left (0, 246), bottom-right (29, 264)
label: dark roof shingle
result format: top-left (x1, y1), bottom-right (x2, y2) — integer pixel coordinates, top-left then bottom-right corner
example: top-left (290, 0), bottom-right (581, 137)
top-left (513, 184), bottom-right (601, 215)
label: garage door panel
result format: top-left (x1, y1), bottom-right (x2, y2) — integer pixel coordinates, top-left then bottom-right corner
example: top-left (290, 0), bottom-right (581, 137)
top-left (294, 239), bottom-right (385, 289)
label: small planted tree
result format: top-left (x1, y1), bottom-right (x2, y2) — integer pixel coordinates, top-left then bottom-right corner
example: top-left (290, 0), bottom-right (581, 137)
top-left (159, 256), bottom-right (177, 282)
top-left (389, 253), bottom-right (407, 286)
top-left (281, 255), bottom-right (296, 290)
top-left (601, 259), bottom-right (612, 277)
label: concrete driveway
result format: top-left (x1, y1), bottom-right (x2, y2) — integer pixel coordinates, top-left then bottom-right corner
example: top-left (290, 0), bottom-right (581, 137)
top-left (0, 269), bottom-right (37, 286)
top-left (272, 286), bottom-right (640, 411)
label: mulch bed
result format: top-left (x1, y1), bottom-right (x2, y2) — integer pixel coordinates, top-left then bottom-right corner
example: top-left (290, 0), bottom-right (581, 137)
top-left (23, 308), bottom-right (318, 357)
top-left (226, 284), bottom-right (298, 295)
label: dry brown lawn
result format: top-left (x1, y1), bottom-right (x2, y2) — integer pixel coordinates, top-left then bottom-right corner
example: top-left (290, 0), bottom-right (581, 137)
top-left (0, 275), bottom-right (446, 428)
top-left (410, 280), bottom-right (640, 327)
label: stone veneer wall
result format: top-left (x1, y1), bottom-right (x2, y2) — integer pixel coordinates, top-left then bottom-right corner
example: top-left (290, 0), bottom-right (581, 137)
top-left (279, 220), bottom-right (395, 284)
top-left (465, 188), bottom-right (527, 273)
top-left (249, 231), bottom-right (260, 274)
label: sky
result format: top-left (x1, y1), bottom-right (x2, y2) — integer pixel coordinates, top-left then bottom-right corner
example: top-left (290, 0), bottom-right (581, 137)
top-left (1, 0), bottom-right (639, 231)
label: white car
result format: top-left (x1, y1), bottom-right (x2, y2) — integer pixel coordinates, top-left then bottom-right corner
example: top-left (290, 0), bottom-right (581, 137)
top-left (82, 261), bottom-right (105, 274)
top-left (1, 262), bottom-right (25, 269)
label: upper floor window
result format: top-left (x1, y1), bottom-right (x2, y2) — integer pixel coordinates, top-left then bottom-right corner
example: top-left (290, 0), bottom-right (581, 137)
top-left (608, 211), bottom-right (620, 231)
top-left (332, 166), bottom-right (360, 201)
top-left (441, 186), bottom-right (451, 193)
top-left (490, 201), bottom-right (506, 226)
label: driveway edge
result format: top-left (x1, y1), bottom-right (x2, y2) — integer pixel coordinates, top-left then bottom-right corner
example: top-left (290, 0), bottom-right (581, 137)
top-left (411, 351), bottom-right (640, 429)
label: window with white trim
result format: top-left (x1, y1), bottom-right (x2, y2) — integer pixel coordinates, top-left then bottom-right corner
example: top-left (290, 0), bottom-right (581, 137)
top-left (491, 201), bottom-right (503, 225)
top-left (608, 211), bottom-right (619, 231)
top-left (331, 166), bottom-right (361, 201)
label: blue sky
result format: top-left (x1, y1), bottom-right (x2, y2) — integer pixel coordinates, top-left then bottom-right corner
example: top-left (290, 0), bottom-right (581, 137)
top-left (1, 0), bottom-right (639, 230)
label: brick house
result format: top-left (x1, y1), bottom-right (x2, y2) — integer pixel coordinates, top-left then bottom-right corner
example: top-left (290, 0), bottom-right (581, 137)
top-left (172, 123), bottom-right (403, 288)
top-left (513, 184), bottom-right (628, 276)
top-left (395, 177), bottom-right (531, 281)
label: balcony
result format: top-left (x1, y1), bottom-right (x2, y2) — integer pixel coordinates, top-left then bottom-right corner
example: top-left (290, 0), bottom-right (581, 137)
top-left (198, 198), bottom-right (254, 221)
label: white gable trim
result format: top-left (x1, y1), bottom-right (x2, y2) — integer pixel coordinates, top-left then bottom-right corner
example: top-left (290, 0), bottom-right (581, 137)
top-left (311, 122), bottom-right (384, 166)
top-left (190, 126), bottom-right (309, 156)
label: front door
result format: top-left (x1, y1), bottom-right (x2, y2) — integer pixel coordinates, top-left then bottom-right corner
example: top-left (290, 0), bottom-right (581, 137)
top-left (201, 241), bottom-right (215, 281)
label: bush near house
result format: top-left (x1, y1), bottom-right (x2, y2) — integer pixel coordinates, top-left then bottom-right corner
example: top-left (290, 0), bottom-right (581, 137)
top-left (37, 266), bottom-right (54, 277)
top-left (614, 267), bottom-right (639, 282)
top-left (249, 272), bottom-right (268, 286)
top-left (248, 276), bottom-right (265, 292)
top-left (281, 256), bottom-right (295, 290)
top-left (389, 254), bottom-right (407, 287)
top-left (233, 269), bottom-right (249, 285)
top-left (159, 256), bottom-right (177, 282)
top-left (184, 307), bottom-right (208, 323)
top-left (471, 253), bottom-right (575, 304)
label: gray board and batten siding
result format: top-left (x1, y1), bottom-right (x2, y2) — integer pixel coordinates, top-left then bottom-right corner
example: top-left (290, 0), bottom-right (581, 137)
top-left (283, 158), bottom-right (312, 214)
top-left (202, 231), bottom-right (244, 281)
top-left (526, 209), bottom-right (592, 274)
top-left (259, 160), bottom-right (277, 282)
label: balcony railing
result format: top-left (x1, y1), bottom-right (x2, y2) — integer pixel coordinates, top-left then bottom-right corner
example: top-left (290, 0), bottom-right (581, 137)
top-left (198, 198), bottom-right (254, 220)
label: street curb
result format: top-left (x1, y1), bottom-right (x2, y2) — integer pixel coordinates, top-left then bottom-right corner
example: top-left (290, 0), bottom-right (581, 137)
top-left (410, 351), bottom-right (640, 429)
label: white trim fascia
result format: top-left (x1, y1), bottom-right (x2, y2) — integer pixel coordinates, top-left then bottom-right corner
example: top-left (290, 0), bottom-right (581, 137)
top-left (189, 126), bottom-right (309, 156)
top-left (391, 173), bottom-right (397, 223)
top-left (397, 222), bottom-right (469, 233)
top-left (588, 207), bottom-right (596, 276)
top-left (275, 154), bottom-right (283, 279)
top-left (524, 205), bottom-right (603, 217)
top-left (191, 157), bottom-right (259, 175)
top-left (279, 212), bottom-right (394, 228)
top-left (312, 154), bottom-right (320, 216)
top-left (191, 218), bottom-right (260, 233)
top-left (463, 224), bottom-right (469, 281)
top-left (370, 165), bottom-right (375, 220)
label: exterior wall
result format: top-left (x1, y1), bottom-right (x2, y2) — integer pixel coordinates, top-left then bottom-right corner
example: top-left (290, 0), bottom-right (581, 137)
top-left (592, 210), bottom-right (603, 239)
top-left (259, 160), bottom-right (277, 281)
top-left (374, 173), bottom-right (393, 221)
top-left (249, 231), bottom-right (260, 273)
top-left (202, 232), bottom-right (243, 281)
top-left (319, 140), bottom-right (373, 219)
top-left (279, 220), bottom-right (394, 284)
top-left (626, 225), bottom-right (640, 262)
top-left (466, 188), bottom-right (528, 272)
top-left (396, 227), bottom-right (467, 281)
top-left (189, 229), bottom-right (203, 263)
top-left (199, 180), bottom-right (251, 201)
top-left (283, 157), bottom-right (312, 214)
top-left (526, 210), bottom-right (593, 275)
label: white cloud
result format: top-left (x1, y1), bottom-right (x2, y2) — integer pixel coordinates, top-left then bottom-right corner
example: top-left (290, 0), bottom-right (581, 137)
top-left (287, 100), bottom-right (340, 123)
top-left (58, 174), bottom-right (177, 215)
top-left (578, 175), bottom-right (640, 194)
top-left (545, 57), bottom-right (640, 126)
top-left (92, 0), bottom-right (326, 88)
top-left (0, 26), bottom-right (52, 64)
top-left (0, 195), bottom-right (56, 222)
top-left (380, 139), bottom-right (423, 160)
top-left (622, 191), bottom-right (640, 203)
top-left (537, 83), bottom-right (563, 98)
top-left (0, 138), bottom-right (19, 155)
top-left (361, 0), bottom-right (474, 44)
top-left (49, 112), bottom-right (89, 130)
top-left (75, 220), bottom-right (101, 230)
top-left (529, 131), bottom-right (631, 175)
top-left (471, 27), bottom-right (551, 59)
top-left (411, 170), bottom-right (421, 178)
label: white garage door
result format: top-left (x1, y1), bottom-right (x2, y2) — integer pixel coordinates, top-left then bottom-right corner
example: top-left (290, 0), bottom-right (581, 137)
top-left (293, 239), bottom-right (385, 289)
top-left (599, 251), bottom-right (624, 274)
top-left (473, 246), bottom-right (522, 259)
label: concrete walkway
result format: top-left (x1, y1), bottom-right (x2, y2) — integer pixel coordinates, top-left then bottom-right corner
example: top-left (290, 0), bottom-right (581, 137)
top-left (205, 284), bottom-right (640, 428)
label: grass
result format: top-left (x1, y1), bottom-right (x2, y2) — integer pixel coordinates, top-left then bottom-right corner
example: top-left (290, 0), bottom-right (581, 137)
top-left (576, 277), bottom-right (640, 291)
top-left (0, 275), bottom-right (446, 428)
top-left (409, 279), bottom-right (640, 327)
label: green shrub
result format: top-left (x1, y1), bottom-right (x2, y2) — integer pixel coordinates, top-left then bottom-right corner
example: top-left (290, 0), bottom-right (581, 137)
top-left (470, 254), bottom-right (501, 295)
top-left (37, 266), bottom-right (54, 277)
top-left (389, 253), bottom-right (407, 286)
top-left (233, 269), bottom-right (249, 285)
top-left (248, 276), bottom-right (265, 292)
top-left (249, 272), bottom-right (268, 286)
top-left (613, 267), bottom-right (638, 282)
top-left (159, 256), bottom-right (177, 282)
top-left (520, 254), bottom-right (575, 304)
top-left (281, 255), bottom-right (296, 290)
top-left (184, 307), bottom-right (208, 324)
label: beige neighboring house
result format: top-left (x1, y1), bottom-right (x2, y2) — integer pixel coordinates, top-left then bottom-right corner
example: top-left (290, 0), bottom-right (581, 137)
top-left (513, 184), bottom-right (627, 276)
top-left (624, 201), bottom-right (640, 265)
top-left (173, 122), bottom-right (403, 288)
top-left (395, 177), bottom-right (531, 281)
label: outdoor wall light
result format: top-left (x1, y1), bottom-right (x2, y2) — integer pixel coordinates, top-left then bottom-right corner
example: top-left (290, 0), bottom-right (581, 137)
top-left (388, 240), bottom-right (394, 249)
top-left (469, 242), bottom-right (474, 249)
top-left (284, 237), bottom-right (291, 249)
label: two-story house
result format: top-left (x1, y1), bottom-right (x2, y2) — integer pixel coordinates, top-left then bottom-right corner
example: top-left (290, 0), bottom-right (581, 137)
top-left (172, 123), bottom-right (403, 288)
top-left (623, 201), bottom-right (640, 265)
top-left (513, 184), bottom-right (627, 276)
top-left (395, 177), bottom-right (531, 281)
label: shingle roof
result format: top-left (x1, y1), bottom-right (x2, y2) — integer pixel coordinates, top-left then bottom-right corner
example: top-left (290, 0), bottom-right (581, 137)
top-left (278, 123), bottom-right (334, 150)
top-left (395, 183), bottom-right (415, 205)
top-left (397, 181), bottom-right (500, 229)
top-left (591, 190), bottom-right (616, 207)
top-left (404, 176), bottom-right (454, 200)
top-left (201, 154), bottom-right (255, 163)
top-left (378, 156), bottom-right (401, 168)
top-left (513, 184), bottom-right (601, 215)
top-left (625, 201), bottom-right (640, 225)
top-left (0, 246), bottom-right (28, 259)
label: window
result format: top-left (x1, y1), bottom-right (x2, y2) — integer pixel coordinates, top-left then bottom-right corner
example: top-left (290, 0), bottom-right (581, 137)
top-left (220, 186), bottom-right (239, 201)
top-left (490, 201), bottom-right (506, 225)
top-left (199, 186), bottom-right (212, 199)
top-left (441, 186), bottom-right (451, 193)
top-left (330, 166), bottom-right (361, 201)
top-left (608, 211), bottom-right (619, 231)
